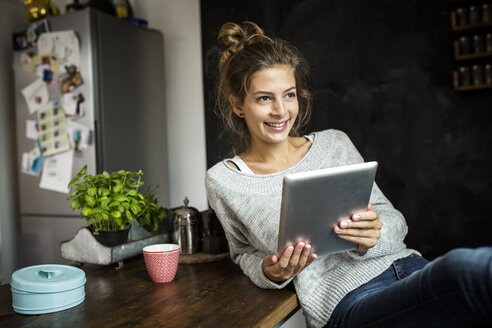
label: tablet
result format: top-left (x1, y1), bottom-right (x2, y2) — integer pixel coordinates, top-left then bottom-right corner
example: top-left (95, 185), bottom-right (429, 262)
top-left (277, 161), bottom-right (378, 256)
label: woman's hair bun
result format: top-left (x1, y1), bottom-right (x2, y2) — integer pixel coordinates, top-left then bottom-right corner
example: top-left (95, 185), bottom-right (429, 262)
top-left (217, 21), bottom-right (271, 67)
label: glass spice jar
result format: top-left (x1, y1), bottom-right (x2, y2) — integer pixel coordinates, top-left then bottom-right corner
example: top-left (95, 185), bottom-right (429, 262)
top-left (485, 64), bottom-right (492, 85)
top-left (483, 4), bottom-right (492, 23)
top-left (469, 6), bottom-right (481, 25)
top-left (459, 66), bottom-right (471, 86)
top-left (471, 64), bottom-right (483, 86)
top-left (473, 35), bottom-right (484, 54)
top-left (457, 8), bottom-right (468, 26)
top-left (459, 36), bottom-right (471, 55)
top-left (486, 33), bottom-right (492, 53)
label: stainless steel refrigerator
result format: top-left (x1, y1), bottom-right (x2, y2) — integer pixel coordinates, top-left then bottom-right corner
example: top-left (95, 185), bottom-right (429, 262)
top-left (12, 8), bottom-right (169, 267)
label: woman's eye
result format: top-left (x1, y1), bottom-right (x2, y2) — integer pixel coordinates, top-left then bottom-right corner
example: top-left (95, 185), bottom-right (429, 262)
top-left (286, 92), bottom-right (296, 99)
top-left (257, 96), bottom-right (270, 102)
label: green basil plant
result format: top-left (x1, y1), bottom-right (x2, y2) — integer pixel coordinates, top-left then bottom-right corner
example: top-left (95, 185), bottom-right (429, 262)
top-left (138, 185), bottom-right (168, 234)
top-left (67, 165), bottom-right (166, 235)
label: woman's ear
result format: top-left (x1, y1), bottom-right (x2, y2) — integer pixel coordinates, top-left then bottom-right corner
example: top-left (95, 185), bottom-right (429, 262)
top-left (229, 95), bottom-right (244, 118)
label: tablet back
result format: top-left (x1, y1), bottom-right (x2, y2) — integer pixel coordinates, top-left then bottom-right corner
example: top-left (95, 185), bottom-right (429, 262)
top-left (277, 161), bottom-right (378, 256)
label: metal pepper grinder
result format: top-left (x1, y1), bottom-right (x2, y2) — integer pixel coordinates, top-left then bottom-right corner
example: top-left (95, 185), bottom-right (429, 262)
top-left (172, 197), bottom-right (202, 254)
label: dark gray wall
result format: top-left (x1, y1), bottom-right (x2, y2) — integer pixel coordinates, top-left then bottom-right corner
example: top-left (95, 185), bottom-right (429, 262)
top-left (0, 0), bottom-right (24, 284)
top-left (201, 0), bottom-right (492, 259)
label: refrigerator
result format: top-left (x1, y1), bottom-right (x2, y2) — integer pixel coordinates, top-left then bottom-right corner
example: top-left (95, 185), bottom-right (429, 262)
top-left (12, 8), bottom-right (169, 267)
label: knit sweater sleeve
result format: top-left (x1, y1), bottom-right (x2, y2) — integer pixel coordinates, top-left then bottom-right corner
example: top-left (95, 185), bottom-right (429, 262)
top-left (336, 131), bottom-right (409, 260)
top-left (205, 171), bottom-right (292, 290)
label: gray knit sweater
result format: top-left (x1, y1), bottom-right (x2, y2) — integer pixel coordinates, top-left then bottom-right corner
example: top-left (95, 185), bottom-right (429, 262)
top-left (205, 129), bottom-right (417, 328)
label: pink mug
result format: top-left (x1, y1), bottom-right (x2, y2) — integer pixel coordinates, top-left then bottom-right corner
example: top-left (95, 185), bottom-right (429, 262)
top-left (143, 244), bottom-right (180, 283)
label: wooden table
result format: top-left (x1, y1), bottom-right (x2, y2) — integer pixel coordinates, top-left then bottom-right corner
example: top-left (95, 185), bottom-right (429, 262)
top-left (0, 256), bottom-right (299, 328)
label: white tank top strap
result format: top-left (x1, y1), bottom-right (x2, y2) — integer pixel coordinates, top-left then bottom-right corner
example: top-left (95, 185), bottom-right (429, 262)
top-left (226, 134), bottom-right (314, 175)
top-left (226, 156), bottom-right (255, 175)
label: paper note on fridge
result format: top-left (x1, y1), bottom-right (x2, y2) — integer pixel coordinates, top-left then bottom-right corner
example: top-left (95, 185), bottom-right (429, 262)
top-left (21, 147), bottom-right (43, 176)
top-left (67, 120), bottom-right (90, 150)
top-left (37, 104), bottom-right (70, 156)
top-left (26, 120), bottom-right (38, 140)
top-left (21, 78), bottom-right (49, 114)
top-left (39, 149), bottom-right (74, 193)
top-left (62, 92), bottom-right (85, 116)
top-left (37, 30), bottom-right (80, 67)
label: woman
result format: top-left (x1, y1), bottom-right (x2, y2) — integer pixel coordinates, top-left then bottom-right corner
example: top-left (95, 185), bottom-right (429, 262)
top-left (205, 21), bottom-right (492, 328)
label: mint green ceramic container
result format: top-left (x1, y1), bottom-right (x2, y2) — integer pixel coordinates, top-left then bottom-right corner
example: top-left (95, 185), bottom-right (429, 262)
top-left (10, 264), bottom-right (86, 315)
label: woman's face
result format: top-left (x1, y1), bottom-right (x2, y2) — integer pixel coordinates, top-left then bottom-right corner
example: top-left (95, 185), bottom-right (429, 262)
top-left (232, 64), bottom-right (298, 146)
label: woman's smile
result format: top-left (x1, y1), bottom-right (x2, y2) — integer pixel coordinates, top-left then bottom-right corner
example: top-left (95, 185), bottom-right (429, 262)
top-left (264, 120), bottom-right (289, 131)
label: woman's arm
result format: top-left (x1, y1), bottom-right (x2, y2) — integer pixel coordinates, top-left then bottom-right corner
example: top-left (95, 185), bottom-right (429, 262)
top-left (216, 208), bottom-right (295, 289)
top-left (206, 173), bottom-right (292, 289)
top-left (335, 131), bottom-right (409, 259)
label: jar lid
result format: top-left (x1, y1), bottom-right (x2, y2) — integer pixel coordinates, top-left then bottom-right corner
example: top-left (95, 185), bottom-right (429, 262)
top-left (10, 264), bottom-right (86, 293)
top-left (174, 197), bottom-right (200, 217)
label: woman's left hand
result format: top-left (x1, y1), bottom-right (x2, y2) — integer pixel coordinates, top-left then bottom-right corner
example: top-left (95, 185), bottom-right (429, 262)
top-left (334, 204), bottom-right (382, 253)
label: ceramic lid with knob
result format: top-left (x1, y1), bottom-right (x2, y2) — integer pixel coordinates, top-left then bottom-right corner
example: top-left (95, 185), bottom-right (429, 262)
top-left (11, 264), bottom-right (86, 293)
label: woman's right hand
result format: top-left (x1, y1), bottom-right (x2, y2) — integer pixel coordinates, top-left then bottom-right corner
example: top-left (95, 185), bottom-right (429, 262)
top-left (262, 242), bottom-right (317, 282)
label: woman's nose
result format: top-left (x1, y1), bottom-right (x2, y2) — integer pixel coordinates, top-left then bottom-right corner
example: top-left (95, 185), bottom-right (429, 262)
top-left (272, 99), bottom-right (286, 116)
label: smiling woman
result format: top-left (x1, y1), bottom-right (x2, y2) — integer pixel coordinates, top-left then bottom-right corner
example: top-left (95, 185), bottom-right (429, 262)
top-left (205, 21), bottom-right (492, 328)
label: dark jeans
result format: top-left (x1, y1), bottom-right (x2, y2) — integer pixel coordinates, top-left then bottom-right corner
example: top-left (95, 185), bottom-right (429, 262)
top-left (326, 247), bottom-right (492, 328)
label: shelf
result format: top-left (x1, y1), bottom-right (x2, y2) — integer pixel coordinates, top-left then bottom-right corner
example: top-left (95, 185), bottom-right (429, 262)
top-left (453, 70), bottom-right (492, 90)
top-left (454, 84), bottom-right (492, 90)
top-left (451, 11), bottom-right (492, 32)
top-left (456, 51), bottom-right (492, 60)
top-left (454, 40), bottom-right (492, 59)
top-left (450, 3), bottom-right (492, 91)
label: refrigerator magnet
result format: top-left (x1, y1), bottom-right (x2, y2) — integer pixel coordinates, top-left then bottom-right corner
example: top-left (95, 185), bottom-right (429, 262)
top-left (59, 65), bottom-right (83, 94)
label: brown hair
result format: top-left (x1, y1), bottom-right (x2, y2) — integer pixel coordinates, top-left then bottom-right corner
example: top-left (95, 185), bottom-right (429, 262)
top-left (216, 21), bottom-right (312, 155)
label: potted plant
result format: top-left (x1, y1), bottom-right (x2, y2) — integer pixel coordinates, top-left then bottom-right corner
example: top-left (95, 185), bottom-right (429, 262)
top-left (67, 165), bottom-right (156, 247)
